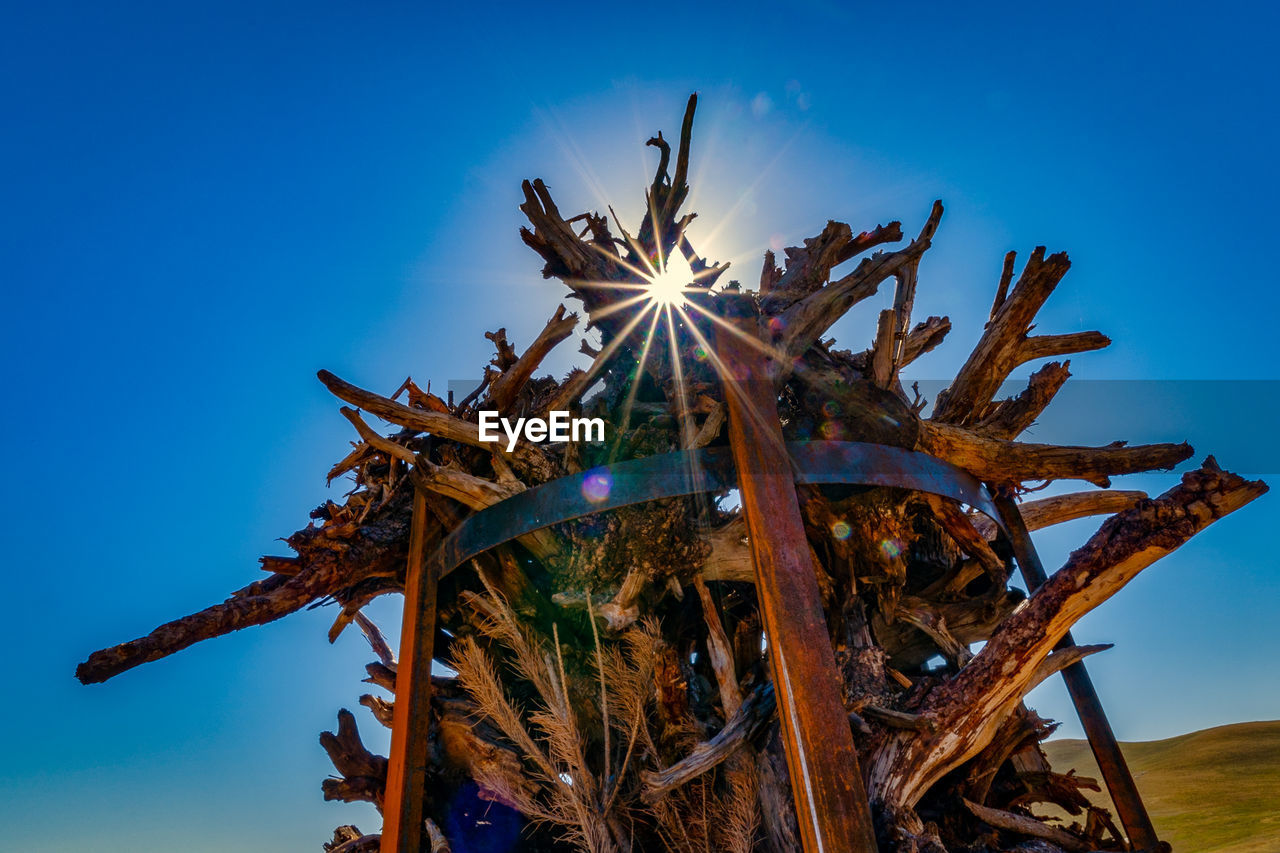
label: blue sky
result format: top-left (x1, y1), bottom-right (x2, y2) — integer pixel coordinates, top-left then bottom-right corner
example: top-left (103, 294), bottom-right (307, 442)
top-left (2, 2), bottom-right (1277, 850)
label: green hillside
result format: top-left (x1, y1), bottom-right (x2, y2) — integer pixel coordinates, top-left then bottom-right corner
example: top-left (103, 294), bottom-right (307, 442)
top-left (1042, 720), bottom-right (1280, 853)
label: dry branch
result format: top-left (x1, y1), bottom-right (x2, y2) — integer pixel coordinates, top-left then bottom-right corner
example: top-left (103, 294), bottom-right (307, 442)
top-left (319, 369), bottom-right (555, 481)
top-left (641, 683), bottom-right (776, 799)
top-left (975, 361), bottom-right (1073, 439)
top-left (867, 458), bottom-right (1266, 810)
top-left (972, 490), bottom-right (1148, 539)
top-left (933, 248), bottom-right (1109, 425)
top-left (963, 798), bottom-right (1090, 852)
top-left (777, 202), bottom-right (943, 365)
top-left (76, 495), bottom-right (414, 684)
top-left (918, 420), bottom-right (1193, 487)
top-left (488, 304), bottom-right (579, 412)
top-left (321, 709), bottom-right (388, 808)
top-left (899, 315), bottom-right (951, 366)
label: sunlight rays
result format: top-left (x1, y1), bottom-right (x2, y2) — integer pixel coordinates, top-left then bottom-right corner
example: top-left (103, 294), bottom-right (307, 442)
top-left (608, 306), bottom-right (664, 458)
top-left (574, 251), bottom-right (796, 471)
top-left (544, 92), bottom-right (806, 496)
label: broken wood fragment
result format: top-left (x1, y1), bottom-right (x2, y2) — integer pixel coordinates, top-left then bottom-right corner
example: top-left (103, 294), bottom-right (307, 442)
top-left (487, 304), bottom-right (579, 412)
top-left (963, 798), bottom-right (1091, 852)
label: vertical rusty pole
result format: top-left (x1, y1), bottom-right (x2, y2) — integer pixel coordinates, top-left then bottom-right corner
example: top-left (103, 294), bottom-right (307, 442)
top-left (715, 294), bottom-right (879, 853)
top-left (381, 488), bottom-right (439, 853)
top-left (994, 492), bottom-right (1164, 853)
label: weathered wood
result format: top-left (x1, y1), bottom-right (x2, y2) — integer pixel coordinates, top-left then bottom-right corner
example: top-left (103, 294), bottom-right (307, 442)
top-left (975, 360), bottom-right (1072, 439)
top-left (866, 458), bottom-right (1266, 813)
top-left (487, 304), bottom-right (579, 412)
top-left (898, 315), bottom-right (951, 366)
top-left (318, 369), bottom-right (555, 481)
top-left (996, 491), bottom-right (1160, 851)
top-left (641, 683), bottom-right (775, 799)
top-left (918, 420), bottom-right (1193, 487)
top-left (933, 247), bottom-right (1080, 423)
top-left (988, 250), bottom-right (1017, 320)
top-left (972, 489), bottom-right (1148, 539)
top-left (870, 308), bottom-right (896, 389)
top-left (76, 489), bottom-right (416, 684)
top-left (425, 820), bottom-right (451, 853)
top-left (874, 590), bottom-right (1024, 669)
top-left (921, 493), bottom-right (1004, 577)
top-left (777, 202), bottom-right (943, 364)
top-left (694, 576), bottom-right (743, 717)
top-left (327, 827), bottom-right (381, 853)
top-left (321, 709), bottom-right (388, 807)
top-left (963, 798), bottom-right (1091, 851)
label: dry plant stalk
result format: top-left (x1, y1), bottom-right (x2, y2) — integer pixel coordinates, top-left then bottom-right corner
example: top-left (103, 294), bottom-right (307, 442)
top-left (450, 585), bottom-right (759, 853)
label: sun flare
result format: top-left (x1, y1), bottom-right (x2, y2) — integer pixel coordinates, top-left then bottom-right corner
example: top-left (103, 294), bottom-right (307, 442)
top-left (643, 254), bottom-right (694, 306)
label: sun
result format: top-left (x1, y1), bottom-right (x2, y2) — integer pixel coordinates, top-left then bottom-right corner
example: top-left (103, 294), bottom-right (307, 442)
top-left (645, 268), bottom-right (687, 306)
top-left (643, 254), bottom-right (695, 306)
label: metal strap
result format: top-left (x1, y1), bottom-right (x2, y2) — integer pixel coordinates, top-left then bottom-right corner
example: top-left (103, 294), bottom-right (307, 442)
top-left (435, 440), bottom-right (1005, 576)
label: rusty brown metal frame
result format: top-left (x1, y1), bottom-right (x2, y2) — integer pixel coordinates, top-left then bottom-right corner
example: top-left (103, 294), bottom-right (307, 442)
top-left (380, 490), bottom-right (438, 852)
top-left (380, 446), bottom-right (1159, 852)
top-left (716, 311), bottom-right (880, 852)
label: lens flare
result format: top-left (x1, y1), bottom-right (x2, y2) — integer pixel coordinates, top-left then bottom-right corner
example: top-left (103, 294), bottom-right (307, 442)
top-left (819, 419), bottom-right (845, 440)
top-left (582, 468), bottom-right (613, 503)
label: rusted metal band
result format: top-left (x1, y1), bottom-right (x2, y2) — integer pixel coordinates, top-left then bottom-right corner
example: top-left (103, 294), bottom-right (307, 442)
top-left (435, 440), bottom-right (1006, 576)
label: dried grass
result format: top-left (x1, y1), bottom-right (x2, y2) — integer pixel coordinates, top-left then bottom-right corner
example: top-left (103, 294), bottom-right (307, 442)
top-left (450, 584), bottom-right (761, 852)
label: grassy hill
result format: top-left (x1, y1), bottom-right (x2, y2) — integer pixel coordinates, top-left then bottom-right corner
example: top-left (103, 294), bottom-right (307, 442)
top-left (1042, 720), bottom-right (1280, 853)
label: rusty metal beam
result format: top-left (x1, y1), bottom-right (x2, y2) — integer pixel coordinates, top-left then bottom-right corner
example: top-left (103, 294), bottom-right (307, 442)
top-left (381, 489), bottom-right (439, 853)
top-left (994, 492), bottom-right (1164, 853)
top-left (716, 295), bottom-right (879, 853)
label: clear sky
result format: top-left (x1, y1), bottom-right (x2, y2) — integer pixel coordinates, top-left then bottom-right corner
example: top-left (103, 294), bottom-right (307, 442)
top-left (2, 2), bottom-right (1277, 850)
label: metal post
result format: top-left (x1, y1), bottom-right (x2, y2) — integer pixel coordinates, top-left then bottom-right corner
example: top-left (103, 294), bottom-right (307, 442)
top-left (716, 295), bottom-right (879, 853)
top-left (994, 492), bottom-right (1164, 852)
top-left (381, 488), bottom-right (439, 853)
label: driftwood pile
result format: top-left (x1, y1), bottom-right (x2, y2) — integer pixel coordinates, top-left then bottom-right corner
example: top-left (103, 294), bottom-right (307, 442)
top-left (78, 95), bottom-right (1267, 852)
